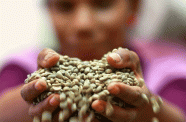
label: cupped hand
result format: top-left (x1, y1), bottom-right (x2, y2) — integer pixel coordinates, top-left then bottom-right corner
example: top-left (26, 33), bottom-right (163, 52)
top-left (21, 48), bottom-right (62, 121)
top-left (92, 48), bottom-right (155, 122)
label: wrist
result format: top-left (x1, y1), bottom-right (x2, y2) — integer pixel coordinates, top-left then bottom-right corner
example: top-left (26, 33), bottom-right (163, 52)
top-left (151, 94), bottom-right (185, 122)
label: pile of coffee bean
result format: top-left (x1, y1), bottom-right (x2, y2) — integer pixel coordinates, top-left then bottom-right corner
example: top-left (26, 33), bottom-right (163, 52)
top-left (24, 48), bottom-right (147, 122)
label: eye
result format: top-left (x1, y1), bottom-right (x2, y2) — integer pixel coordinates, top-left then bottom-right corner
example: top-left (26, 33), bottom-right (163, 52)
top-left (54, 1), bottom-right (74, 13)
top-left (92, 0), bottom-right (114, 9)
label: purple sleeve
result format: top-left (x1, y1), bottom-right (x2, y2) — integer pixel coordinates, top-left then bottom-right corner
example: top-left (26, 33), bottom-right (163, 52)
top-left (0, 63), bottom-right (30, 93)
top-left (0, 47), bottom-right (40, 94)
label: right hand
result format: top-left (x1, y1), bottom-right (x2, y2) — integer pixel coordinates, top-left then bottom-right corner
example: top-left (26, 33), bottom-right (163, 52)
top-left (21, 48), bottom-right (62, 121)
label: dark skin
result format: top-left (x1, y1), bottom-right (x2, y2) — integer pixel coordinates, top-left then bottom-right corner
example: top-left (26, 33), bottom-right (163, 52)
top-left (20, 48), bottom-right (185, 122)
top-left (0, 0), bottom-right (185, 121)
top-left (21, 48), bottom-right (154, 122)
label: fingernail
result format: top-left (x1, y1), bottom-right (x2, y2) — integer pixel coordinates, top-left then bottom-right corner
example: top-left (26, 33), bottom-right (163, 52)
top-left (50, 95), bottom-right (60, 106)
top-left (107, 83), bottom-right (120, 95)
top-left (35, 80), bottom-right (47, 91)
top-left (109, 53), bottom-right (121, 63)
top-left (44, 52), bottom-right (56, 61)
top-left (93, 103), bottom-right (105, 113)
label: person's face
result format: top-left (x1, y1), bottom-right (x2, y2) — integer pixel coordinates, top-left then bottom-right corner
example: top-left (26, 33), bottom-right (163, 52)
top-left (47, 0), bottom-right (134, 60)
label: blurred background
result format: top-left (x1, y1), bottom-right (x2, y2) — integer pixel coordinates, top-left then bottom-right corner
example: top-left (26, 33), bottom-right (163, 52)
top-left (0, 0), bottom-right (186, 67)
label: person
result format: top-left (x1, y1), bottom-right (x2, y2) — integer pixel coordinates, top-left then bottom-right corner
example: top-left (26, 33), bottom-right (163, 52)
top-left (0, 0), bottom-right (185, 121)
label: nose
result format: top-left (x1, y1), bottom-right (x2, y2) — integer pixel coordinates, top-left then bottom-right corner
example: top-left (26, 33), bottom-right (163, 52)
top-left (73, 4), bottom-right (94, 39)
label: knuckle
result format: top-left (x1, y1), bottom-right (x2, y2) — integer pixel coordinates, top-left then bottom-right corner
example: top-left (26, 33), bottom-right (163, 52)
top-left (131, 88), bottom-right (142, 105)
top-left (20, 86), bottom-right (29, 101)
top-left (42, 48), bottom-right (52, 53)
top-left (130, 51), bottom-right (140, 62)
top-left (37, 48), bottom-right (51, 60)
top-left (29, 106), bottom-right (43, 116)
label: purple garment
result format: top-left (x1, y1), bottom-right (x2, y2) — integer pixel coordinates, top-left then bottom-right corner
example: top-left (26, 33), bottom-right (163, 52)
top-left (0, 47), bottom-right (40, 93)
top-left (0, 41), bottom-right (186, 114)
top-left (131, 40), bottom-right (186, 113)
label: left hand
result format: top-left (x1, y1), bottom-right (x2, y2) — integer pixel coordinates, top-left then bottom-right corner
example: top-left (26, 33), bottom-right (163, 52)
top-left (92, 48), bottom-right (155, 122)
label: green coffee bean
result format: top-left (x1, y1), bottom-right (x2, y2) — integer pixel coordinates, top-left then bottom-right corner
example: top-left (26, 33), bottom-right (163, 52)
top-left (150, 97), bottom-right (160, 114)
top-left (25, 48), bottom-right (142, 122)
top-left (71, 103), bottom-right (77, 112)
top-left (74, 95), bottom-right (82, 103)
top-left (141, 93), bottom-right (149, 104)
top-left (67, 97), bottom-right (73, 106)
top-left (152, 117), bottom-right (159, 122)
top-left (85, 111), bottom-right (94, 122)
top-left (106, 100), bottom-right (114, 116)
top-left (59, 109), bottom-right (70, 122)
top-left (33, 116), bottom-right (40, 122)
top-left (60, 93), bottom-right (66, 101)
top-left (69, 117), bottom-right (79, 122)
top-left (41, 111), bottom-right (52, 122)
top-left (157, 96), bottom-right (163, 105)
top-left (60, 101), bottom-right (68, 109)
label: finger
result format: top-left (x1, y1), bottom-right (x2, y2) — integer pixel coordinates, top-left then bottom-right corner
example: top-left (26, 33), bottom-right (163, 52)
top-left (37, 48), bottom-right (60, 69)
top-left (107, 48), bottom-right (143, 78)
top-left (92, 100), bottom-right (137, 122)
top-left (29, 94), bottom-right (60, 117)
top-left (107, 82), bottom-right (149, 107)
top-left (21, 78), bottom-right (47, 102)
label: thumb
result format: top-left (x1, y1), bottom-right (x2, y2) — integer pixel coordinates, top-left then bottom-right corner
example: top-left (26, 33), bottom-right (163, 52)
top-left (107, 48), bottom-right (143, 78)
top-left (37, 48), bottom-right (60, 69)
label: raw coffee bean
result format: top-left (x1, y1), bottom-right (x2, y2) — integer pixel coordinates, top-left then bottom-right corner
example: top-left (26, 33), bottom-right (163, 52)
top-left (157, 96), bottom-right (163, 105)
top-left (24, 48), bottom-right (141, 122)
top-left (138, 78), bottom-right (145, 87)
top-left (71, 103), bottom-right (77, 112)
top-left (69, 117), bottom-right (79, 122)
top-left (85, 111), bottom-right (94, 122)
top-left (47, 74), bottom-right (56, 79)
top-left (52, 86), bottom-right (62, 91)
top-left (86, 87), bottom-right (93, 94)
top-left (60, 101), bottom-right (68, 109)
top-left (152, 117), bottom-right (159, 122)
top-left (41, 111), bottom-right (52, 122)
top-left (60, 93), bottom-right (66, 102)
top-left (96, 86), bottom-right (102, 93)
top-left (50, 67), bottom-right (60, 71)
top-left (33, 116), bottom-right (40, 122)
top-left (106, 101), bottom-right (114, 116)
top-left (56, 71), bottom-right (63, 79)
top-left (63, 87), bottom-right (70, 91)
top-left (152, 104), bottom-right (160, 114)
top-left (67, 97), bottom-right (73, 106)
top-left (105, 69), bottom-right (112, 74)
top-left (141, 93), bottom-right (149, 104)
top-left (98, 91), bottom-right (106, 99)
top-left (74, 95), bottom-right (82, 103)
top-left (150, 97), bottom-right (160, 114)
top-left (92, 94), bottom-right (100, 101)
top-left (111, 75), bottom-right (118, 79)
top-left (68, 91), bottom-right (75, 99)
top-left (78, 104), bottom-right (89, 120)
top-left (59, 109), bottom-right (70, 122)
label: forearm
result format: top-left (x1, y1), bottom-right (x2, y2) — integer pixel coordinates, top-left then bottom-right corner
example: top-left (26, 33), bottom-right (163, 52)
top-left (154, 95), bottom-right (186, 122)
top-left (0, 85), bottom-right (33, 122)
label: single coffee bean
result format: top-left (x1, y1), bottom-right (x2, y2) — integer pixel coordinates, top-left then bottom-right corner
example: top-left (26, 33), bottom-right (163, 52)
top-left (42, 111), bottom-right (52, 122)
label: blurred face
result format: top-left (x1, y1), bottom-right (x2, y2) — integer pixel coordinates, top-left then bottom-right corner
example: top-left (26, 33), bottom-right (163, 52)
top-left (47, 0), bottom-right (134, 60)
